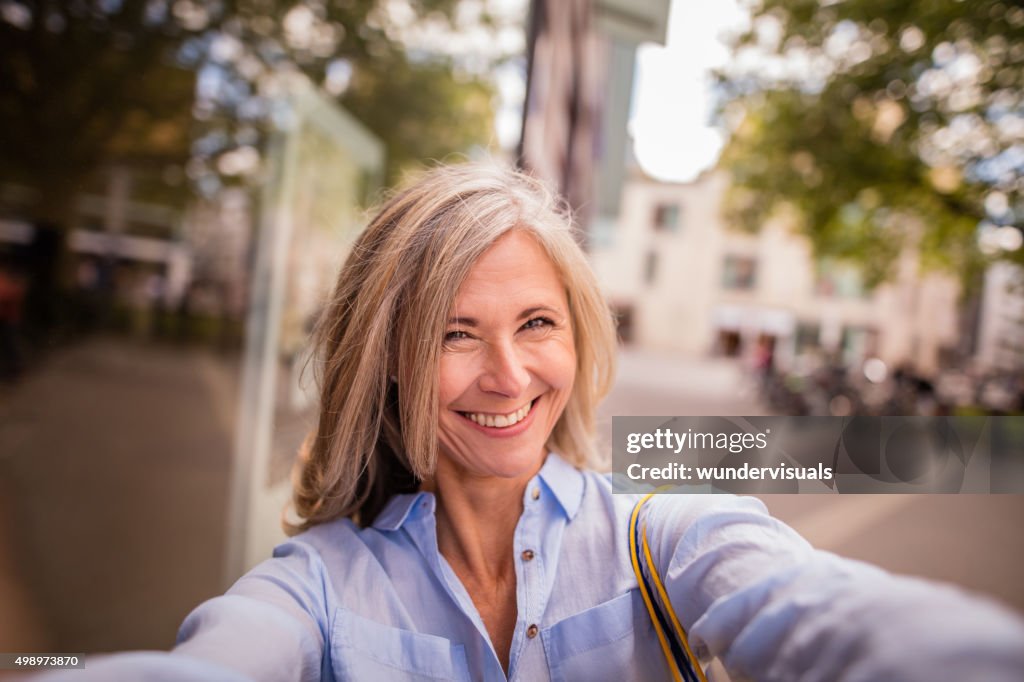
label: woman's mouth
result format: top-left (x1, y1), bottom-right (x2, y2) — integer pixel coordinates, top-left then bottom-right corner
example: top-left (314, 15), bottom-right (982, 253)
top-left (458, 398), bottom-right (538, 429)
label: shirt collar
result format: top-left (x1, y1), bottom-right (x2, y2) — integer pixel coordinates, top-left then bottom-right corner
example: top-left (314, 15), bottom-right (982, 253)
top-left (372, 491), bottom-right (434, 531)
top-left (536, 451), bottom-right (585, 521)
top-left (370, 452), bottom-right (586, 532)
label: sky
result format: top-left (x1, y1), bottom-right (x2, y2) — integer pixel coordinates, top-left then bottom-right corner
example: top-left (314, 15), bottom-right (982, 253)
top-left (629, 0), bottom-right (749, 183)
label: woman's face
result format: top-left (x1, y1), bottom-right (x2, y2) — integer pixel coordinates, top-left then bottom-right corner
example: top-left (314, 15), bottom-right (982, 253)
top-left (436, 230), bottom-right (577, 482)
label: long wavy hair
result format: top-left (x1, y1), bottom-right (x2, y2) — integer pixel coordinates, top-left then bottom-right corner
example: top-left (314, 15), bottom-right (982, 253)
top-left (286, 162), bottom-right (617, 533)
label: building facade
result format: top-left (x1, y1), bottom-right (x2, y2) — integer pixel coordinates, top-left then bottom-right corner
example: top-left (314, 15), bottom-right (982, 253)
top-left (590, 171), bottom-right (964, 376)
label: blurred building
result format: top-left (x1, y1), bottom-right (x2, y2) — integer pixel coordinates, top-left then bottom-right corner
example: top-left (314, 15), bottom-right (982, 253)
top-left (0, 167), bottom-right (251, 337)
top-left (181, 187), bottom-right (253, 325)
top-left (0, 167), bottom-right (190, 332)
top-left (590, 170), bottom-right (968, 376)
top-left (976, 262), bottom-right (1024, 371)
top-left (519, 0), bottom-right (671, 243)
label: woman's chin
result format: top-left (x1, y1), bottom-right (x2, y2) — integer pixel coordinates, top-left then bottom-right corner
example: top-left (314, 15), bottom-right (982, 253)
top-left (437, 445), bottom-right (547, 484)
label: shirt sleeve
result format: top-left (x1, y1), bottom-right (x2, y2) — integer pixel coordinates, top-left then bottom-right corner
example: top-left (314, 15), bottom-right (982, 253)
top-left (35, 539), bottom-right (329, 682)
top-left (642, 494), bottom-right (1024, 682)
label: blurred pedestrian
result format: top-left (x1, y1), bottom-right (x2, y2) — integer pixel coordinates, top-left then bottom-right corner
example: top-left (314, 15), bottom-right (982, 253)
top-left (0, 262), bottom-right (26, 380)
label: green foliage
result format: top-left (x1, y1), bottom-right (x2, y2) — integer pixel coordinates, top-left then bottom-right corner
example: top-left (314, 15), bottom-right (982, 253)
top-left (0, 0), bottom-right (500, 221)
top-left (0, 0), bottom-right (200, 219)
top-left (188, 0), bottom-right (500, 186)
top-left (342, 52), bottom-right (496, 183)
top-left (717, 0), bottom-right (1024, 288)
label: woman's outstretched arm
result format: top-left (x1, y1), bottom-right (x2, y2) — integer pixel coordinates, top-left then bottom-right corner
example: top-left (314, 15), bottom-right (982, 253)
top-left (642, 494), bottom-right (1024, 682)
top-left (36, 539), bottom-right (330, 682)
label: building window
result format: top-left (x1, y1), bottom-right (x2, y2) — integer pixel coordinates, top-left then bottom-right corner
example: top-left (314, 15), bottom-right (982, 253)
top-left (722, 255), bottom-right (757, 290)
top-left (644, 250), bottom-right (658, 285)
top-left (612, 303), bottom-right (634, 344)
top-left (815, 260), bottom-right (865, 298)
top-left (795, 322), bottom-right (821, 353)
top-left (653, 203), bottom-right (681, 232)
top-left (716, 329), bottom-right (743, 357)
top-left (840, 326), bottom-right (872, 364)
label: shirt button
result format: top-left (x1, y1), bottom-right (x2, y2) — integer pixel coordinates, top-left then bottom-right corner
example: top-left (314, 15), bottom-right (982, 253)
top-left (531, 487), bottom-right (540, 500)
top-left (526, 624), bottom-right (539, 639)
top-left (521, 549), bottom-right (535, 561)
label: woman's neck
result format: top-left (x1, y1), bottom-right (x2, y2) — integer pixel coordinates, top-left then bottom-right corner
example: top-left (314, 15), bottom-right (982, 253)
top-left (430, 462), bottom-right (533, 581)
top-left (427, 458), bottom-right (543, 674)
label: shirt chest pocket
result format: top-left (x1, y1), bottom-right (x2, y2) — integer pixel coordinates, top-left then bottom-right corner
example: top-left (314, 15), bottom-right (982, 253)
top-left (541, 589), bottom-right (673, 682)
top-left (330, 608), bottom-right (470, 682)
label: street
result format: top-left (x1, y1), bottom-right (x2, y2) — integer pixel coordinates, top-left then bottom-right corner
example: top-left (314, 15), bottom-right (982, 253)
top-left (0, 338), bottom-right (238, 653)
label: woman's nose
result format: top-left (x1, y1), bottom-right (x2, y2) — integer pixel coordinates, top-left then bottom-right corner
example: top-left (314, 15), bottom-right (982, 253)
top-left (479, 341), bottom-right (530, 397)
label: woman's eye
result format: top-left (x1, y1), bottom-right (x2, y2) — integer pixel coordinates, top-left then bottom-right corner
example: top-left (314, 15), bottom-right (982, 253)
top-left (444, 330), bottom-right (471, 343)
top-left (521, 317), bottom-right (554, 331)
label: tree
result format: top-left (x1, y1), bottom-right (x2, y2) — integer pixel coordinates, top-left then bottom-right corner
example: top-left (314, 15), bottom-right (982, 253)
top-left (182, 0), bottom-right (506, 191)
top-left (0, 0), bottom-right (502, 225)
top-left (716, 0), bottom-right (1024, 288)
top-left (0, 0), bottom-right (199, 225)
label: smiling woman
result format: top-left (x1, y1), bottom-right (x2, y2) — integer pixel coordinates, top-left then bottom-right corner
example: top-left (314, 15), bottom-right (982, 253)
top-left (38, 163), bottom-right (1024, 682)
top-left (291, 163), bottom-right (616, 533)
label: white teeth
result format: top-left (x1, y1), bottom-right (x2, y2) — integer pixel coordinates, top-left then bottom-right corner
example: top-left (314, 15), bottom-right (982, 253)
top-left (464, 401), bottom-right (533, 428)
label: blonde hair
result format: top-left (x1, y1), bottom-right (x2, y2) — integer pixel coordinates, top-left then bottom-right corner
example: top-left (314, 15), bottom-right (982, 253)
top-left (288, 162), bottom-right (617, 533)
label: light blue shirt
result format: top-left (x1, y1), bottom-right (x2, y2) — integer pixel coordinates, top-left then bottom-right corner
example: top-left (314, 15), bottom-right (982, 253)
top-left (44, 453), bottom-right (1024, 681)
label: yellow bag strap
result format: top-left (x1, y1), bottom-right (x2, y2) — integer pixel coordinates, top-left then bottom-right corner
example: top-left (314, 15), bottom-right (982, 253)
top-left (629, 493), bottom-right (708, 682)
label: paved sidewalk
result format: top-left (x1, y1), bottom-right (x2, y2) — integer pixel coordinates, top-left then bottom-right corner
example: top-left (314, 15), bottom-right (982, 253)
top-left (600, 347), bottom-right (767, 418)
top-left (0, 338), bottom-right (239, 653)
